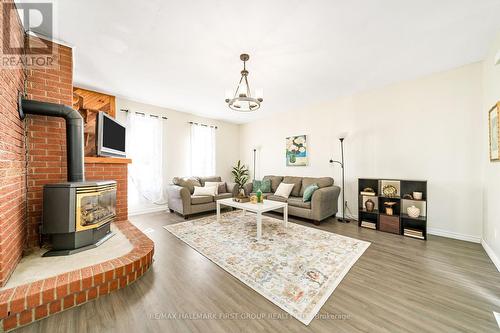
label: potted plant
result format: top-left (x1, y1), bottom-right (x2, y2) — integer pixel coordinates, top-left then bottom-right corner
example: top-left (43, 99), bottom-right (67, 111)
top-left (231, 160), bottom-right (249, 198)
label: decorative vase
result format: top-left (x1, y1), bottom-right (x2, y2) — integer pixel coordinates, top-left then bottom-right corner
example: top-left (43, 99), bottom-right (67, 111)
top-left (256, 189), bottom-right (262, 203)
top-left (382, 185), bottom-right (398, 197)
top-left (288, 154), bottom-right (296, 163)
top-left (407, 205), bottom-right (421, 218)
top-left (384, 202), bottom-right (397, 215)
top-left (412, 192), bottom-right (423, 200)
top-left (365, 199), bottom-right (375, 212)
top-left (238, 188), bottom-right (246, 198)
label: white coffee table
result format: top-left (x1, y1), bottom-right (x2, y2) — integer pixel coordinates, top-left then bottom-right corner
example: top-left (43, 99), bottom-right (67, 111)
top-left (216, 198), bottom-right (288, 240)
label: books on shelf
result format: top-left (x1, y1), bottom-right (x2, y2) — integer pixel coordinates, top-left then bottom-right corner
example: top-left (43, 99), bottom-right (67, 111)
top-left (361, 220), bottom-right (376, 229)
top-left (404, 228), bottom-right (424, 239)
top-left (360, 191), bottom-right (376, 196)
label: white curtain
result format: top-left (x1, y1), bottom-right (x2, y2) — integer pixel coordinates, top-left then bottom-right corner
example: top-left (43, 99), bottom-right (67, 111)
top-left (126, 112), bottom-right (167, 204)
top-left (190, 123), bottom-right (216, 176)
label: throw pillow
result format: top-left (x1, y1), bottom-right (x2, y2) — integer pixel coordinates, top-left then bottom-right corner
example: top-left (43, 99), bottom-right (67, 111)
top-left (302, 183), bottom-right (319, 202)
top-left (193, 186), bottom-right (217, 196)
top-left (252, 180), bottom-right (262, 193)
top-left (173, 177), bottom-right (201, 194)
top-left (204, 181), bottom-right (227, 195)
top-left (274, 183), bottom-right (295, 199)
top-left (252, 179), bottom-right (271, 193)
top-left (260, 179), bottom-right (271, 192)
top-left (218, 182), bottom-right (227, 194)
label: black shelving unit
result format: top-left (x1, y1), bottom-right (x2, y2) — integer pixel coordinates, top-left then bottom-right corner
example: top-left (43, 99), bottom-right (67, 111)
top-left (358, 178), bottom-right (427, 240)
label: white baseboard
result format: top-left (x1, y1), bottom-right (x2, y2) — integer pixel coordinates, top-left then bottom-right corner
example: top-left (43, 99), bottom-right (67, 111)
top-left (427, 228), bottom-right (481, 243)
top-left (338, 214), bottom-right (483, 243)
top-left (481, 239), bottom-right (500, 272)
top-left (129, 205), bottom-right (168, 217)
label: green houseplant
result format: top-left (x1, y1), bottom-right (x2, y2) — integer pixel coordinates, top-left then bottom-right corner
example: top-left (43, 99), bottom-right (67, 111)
top-left (232, 160), bottom-right (249, 198)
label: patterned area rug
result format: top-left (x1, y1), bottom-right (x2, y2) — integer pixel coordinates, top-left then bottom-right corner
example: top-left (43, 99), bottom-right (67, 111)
top-left (163, 211), bottom-right (370, 325)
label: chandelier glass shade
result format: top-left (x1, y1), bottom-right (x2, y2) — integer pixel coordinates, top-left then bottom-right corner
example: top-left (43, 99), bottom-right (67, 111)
top-left (225, 54), bottom-right (263, 112)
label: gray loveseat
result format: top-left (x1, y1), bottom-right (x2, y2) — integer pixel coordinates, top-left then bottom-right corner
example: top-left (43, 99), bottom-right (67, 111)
top-left (244, 175), bottom-right (341, 225)
top-left (167, 176), bottom-right (238, 219)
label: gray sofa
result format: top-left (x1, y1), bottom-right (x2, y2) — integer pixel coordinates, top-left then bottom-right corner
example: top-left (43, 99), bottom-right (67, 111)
top-left (244, 175), bottom-right (341, 225)
top-left (167, 176), bottom-right (238, 219)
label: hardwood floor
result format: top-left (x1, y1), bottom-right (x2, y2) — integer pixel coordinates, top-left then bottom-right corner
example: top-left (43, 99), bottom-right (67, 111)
top-left (17, 211), bottom-right (500, 332)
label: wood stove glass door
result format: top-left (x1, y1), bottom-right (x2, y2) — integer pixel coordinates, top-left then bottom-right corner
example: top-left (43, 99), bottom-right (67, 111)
top-left (76, 186), bottom-right (117, 231)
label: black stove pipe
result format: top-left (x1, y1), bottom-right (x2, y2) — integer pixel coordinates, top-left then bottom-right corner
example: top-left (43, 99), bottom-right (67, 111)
top-left (19, 96), bottom-right (85, 182)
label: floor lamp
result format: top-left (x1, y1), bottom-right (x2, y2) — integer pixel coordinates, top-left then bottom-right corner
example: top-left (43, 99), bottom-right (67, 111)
top-left (329, 134), bottom-right (350, 223)
top-left (253, 148), bottom-right (256, 181)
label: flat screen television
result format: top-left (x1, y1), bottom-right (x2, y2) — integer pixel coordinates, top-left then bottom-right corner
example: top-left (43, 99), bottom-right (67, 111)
top-left (96, 112), bottom-right (127, 157)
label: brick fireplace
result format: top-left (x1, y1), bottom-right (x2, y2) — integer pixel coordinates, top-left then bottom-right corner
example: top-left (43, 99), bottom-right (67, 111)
top-left (25, 40), bottom-right (74, 249)
top-left (1, 23), bottom-right (131, 269)
top-left (0, 4), bottom-right (153, 330)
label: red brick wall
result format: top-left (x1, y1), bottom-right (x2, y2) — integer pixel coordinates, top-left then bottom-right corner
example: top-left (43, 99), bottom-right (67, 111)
top-left (25, 38), bottom-right (73, 248)
top-left (85, 163), bottom-right (128, 222)
top-left (0, 4), bottom-right (129, 288)
top-left (0, 1), bottom-right (28, 286)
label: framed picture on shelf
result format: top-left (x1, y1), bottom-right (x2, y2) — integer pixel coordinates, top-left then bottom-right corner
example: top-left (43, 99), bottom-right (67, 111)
top-left (489, 103), bottom-right (499, 161)
top-left (286, 135), bottom-right (308, 166)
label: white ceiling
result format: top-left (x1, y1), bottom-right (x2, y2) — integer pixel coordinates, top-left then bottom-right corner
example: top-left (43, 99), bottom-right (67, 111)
top-left (18, 0), bottom-right (500, 123)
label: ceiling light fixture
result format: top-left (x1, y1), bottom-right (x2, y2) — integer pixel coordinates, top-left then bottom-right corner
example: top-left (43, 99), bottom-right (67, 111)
top-left (225, 53), bottom-right (263, 112)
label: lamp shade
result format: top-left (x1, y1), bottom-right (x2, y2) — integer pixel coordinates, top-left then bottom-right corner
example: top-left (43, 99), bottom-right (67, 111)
top-left (338, 132), bottom-right (348, 140)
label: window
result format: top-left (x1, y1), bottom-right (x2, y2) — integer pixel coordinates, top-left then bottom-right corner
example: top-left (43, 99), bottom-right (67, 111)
top-left (126, 112), bottom-right (167, 205)
top-left (190, 122), bottom-right (216, 176)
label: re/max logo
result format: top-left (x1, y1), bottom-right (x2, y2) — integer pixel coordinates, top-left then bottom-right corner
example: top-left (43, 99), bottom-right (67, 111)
top-left (2, 2), bottom-right (53, 55)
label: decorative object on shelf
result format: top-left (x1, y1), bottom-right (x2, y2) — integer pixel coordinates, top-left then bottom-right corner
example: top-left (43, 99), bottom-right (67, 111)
top-left (384, 202), bottom-right (397, 215)
top-left (361, 221), bottom-right (376, 229)
top-left (330, 133), bottom-right (349, 223)
top-left (364, 199), bottom-right (375, 212)
top-left (403, 193), bottom-right (413, 199)
top-left (404, 228), bottom-right (424, 239)
top-left (412, 192), bottom-right (423, 200)
top-left (361, 187), bottom-right (376, 196)
top-left (286, 135), bottom-right (308, 166)
top-left (407, 205), bottom-right (421, 218)
top-left (225, 54), bottom-right (263, 112)
top-left (489, 102), bottom-right (499, 161)
top-left (232, 160), bottom-right (249, 200)
top-left (382, 185), bottom-right (398, 197)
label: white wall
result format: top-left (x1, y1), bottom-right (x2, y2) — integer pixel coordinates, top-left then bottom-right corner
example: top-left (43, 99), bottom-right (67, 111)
top-left (115, 98), bottom-right (240, 215)
top-left (481, 33), bottom-right (500, 269)
top-left (240, 63), bottom-right (484, 241)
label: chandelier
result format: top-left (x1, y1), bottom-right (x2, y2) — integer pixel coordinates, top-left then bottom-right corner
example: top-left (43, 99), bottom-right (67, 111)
top-left (225, 54), bottom-right (263, 112)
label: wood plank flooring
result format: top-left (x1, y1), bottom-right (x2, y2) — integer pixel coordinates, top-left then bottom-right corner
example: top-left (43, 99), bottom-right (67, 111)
top-left (16, 211), bottom-right (500, 332)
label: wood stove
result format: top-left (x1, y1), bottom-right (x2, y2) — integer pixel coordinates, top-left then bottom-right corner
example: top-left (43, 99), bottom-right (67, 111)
top-left (19, 97), bottom-right (119, 256)
top-left (43, 181), bottom-right (116, 256)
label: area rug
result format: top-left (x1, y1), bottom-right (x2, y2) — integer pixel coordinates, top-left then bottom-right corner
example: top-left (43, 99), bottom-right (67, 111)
top-left (163, 211), bottom-right (370, 325)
